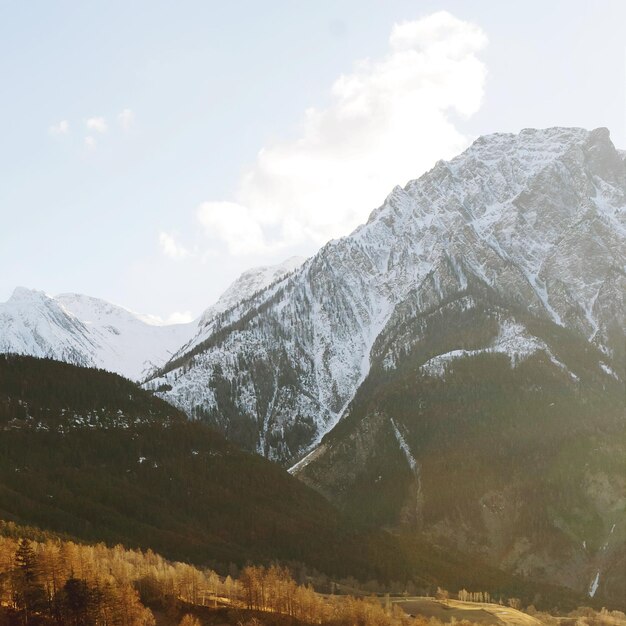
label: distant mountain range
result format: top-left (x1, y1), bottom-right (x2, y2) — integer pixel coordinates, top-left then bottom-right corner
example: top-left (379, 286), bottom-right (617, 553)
top-left (0, 257), bottom-right (304, 380)
top-left (1, 127), bottom-right (624, 605)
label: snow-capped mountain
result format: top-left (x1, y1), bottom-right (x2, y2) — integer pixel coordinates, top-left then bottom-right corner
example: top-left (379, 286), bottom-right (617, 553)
top-left (0, 258), bottom-right (308, 382)
top-left (147, 126), bottom-right (625, 603)
top-left (150, 127), bottom-right (625, 462)
top-left (0, 288), bottom-right (100, 369)
top-left (55, 293), bottom-right (197, 379)
top-left (169, 256), bottom-right (307, 360)
top-left (199, 256), bottom-right (305, 327)
top-left (3, 127), bottom-right (624, 602)
top-left (0, 289), bottom-right (195, 380)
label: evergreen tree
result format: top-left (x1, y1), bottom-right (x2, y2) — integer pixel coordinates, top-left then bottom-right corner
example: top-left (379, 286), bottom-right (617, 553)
top-left (58, 576), bottom-right (96, 626)
top-left (12, 539), bottom-right (45, 625)
top-left (14, 540), bottom-right (37, 584)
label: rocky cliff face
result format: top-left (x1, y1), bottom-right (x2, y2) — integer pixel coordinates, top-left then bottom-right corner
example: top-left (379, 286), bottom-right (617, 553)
top-left (152, 127), bottom-right (625, 463)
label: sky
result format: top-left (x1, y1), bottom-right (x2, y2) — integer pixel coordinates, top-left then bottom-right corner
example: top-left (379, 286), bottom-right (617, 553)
top-left (1, 0), bottom-right (625, 322)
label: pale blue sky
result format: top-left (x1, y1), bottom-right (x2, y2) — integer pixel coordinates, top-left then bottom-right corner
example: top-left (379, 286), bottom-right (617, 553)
top-left (1, 1), bottom-right (624, 320)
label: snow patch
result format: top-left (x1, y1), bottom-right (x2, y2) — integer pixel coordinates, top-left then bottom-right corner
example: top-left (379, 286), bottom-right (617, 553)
top-left (599, 362), bottom-right (618, 379)
top-left (588, 571), bottom-right (600, 597)
top-left (390, 417), bottom-right (417, 472)
top-left (420, 320), bottom-right (568, 377)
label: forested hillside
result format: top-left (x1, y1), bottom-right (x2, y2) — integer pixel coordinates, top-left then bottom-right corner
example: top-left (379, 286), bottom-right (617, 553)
top-left (2, 522), bottom-right (623, 626)
top-left (0, 354), bottom-right (183, 426)
top-left (0, 355), bottom-right (596, 612)
top-left (297, 301), bottom-right (626, 605)
top-left (0, 355), bottom-right (407, 582)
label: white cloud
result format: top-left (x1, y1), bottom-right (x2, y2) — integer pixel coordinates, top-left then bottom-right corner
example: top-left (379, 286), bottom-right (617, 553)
top-left (196, 11), bottom-right (487, 255)
top-left (197, 201), bottom-right (269, 255)
top-left (118, 108), bottom-right (134, 130)
top-left (49, 120), bottom-right (69, 135)
top-left (84, 136), bottom-right (96, 150)
top-left (159, 232), bottom-right (190, 259)
top-left (86, 116), bottom-right (107, 133)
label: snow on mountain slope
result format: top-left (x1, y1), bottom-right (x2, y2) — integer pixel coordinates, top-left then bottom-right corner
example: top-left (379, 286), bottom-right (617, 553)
top-left (199, 257), bottom-right (305, 326)
top-left (55, 293), bottom-right (195, 379)
top-left (0, 258), bottom-right (308, 381)
top-left (0, 288), bottom-right (98, 368)
top-left (417, 319), bottom-right (573, 378)
top-left (0, 289), bottom-right (195, 380)
top-left (153, 257), bottom-right (308, 366)
top-left (151, 127), bottom-right (625, 463)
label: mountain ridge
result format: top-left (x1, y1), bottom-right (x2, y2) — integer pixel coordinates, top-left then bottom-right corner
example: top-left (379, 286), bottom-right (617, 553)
top-left (0, 258), bottom-right (305, 381)
top-left (149, 126), bottom-right (625, 463)
top-left (0, 288), bottom-right (195, 380)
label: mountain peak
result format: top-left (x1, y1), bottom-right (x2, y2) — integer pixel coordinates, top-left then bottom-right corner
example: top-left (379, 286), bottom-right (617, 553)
top-left (459, 126), bottom-right (596, 166)
top-left (1, 289), bottom-right (196, 380)
top-left (198, 256), bottom-right (307, 327)
top-left (9, 286), bottom-right (50, 302)
top-left (150, 126), bottom-right (625, 465)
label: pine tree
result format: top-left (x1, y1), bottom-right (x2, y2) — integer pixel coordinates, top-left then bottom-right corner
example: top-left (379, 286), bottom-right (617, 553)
top-left (12, 539), bottom-right (45, 624)
top-left (58, 576), bottom-right (94, 626)
top-left (14, 539), bottom-right (37, 584)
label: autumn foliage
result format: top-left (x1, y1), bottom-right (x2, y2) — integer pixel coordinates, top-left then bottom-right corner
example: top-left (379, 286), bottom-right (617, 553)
top-left (0, 529), bottom-right (436, 626)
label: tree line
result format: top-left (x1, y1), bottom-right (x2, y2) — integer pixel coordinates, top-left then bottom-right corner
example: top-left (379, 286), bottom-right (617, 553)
top-left (0, 530), bottom-right (483, 626)
top-left (2, 529), bottom-right (624, 626)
